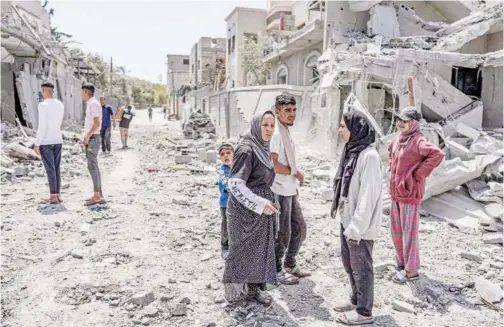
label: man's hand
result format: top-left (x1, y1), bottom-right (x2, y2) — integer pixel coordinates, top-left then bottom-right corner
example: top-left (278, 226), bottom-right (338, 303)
top-left (34, 146), bottom-right (40, 156)
top-left (83, 135), bottom-right (90, 146)
top-left (263, 201), bottom-right (279, 216)
top-left (295, 170), bottom-right (304, 186)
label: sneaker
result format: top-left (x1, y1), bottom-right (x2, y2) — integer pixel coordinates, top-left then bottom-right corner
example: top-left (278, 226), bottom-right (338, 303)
top-left (221, 248), bottom-right (229, 260)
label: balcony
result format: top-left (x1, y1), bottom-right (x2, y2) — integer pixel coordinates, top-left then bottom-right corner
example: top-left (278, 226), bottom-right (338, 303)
top-left (309, 0), bottom-right (325, 11)
top-left (267, 3), bottom-right (292, 20)
top-left (263, 19), bottom-right (324, 63)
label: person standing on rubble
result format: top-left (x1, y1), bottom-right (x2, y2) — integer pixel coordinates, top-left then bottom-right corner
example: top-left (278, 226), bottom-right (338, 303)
top-left (331, 111), bottom-right (382, 326)
top-left (100, 96), bottom-right (115, 155)
top-left (223, 111), bottom-right (279, 305)
top-left (270, 94), bottom-right (310, 285)
top-left (34, 81), bottom-right (65, 204)
top-left (81, 83), bottom-right (105, 206)
top-left (148, 105), bottom-right (153, 123)
top-left (117, 105), bottom-right (135, 149)
top-left (388, 107), bottom-right (444, 283)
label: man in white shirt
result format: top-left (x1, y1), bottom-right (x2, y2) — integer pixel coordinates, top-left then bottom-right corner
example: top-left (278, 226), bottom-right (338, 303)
top-left (34, 81), bottom-right (65, 204)
top-left (270, 94), bottom-right (310, 285)
top-left (81, 83), bottom-right (104, 206)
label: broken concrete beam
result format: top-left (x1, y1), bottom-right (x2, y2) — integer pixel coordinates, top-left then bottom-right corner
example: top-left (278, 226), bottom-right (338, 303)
top-left (392, 300), bottom-right (415, 314)
top-left (485, 203), bottom-right (503, 221)
top-left (461, 251), bottom-right (482, 263)
top-left (128, 291), bottom-right (155, 307)
top-left (475, 277), bottom-right (503, 304)
top-left (482, 233), bottom-right (503, 245)
top-left (6, 143), bottom-right (40, 160)
top-left (174, 155), bottom-right (191, 164)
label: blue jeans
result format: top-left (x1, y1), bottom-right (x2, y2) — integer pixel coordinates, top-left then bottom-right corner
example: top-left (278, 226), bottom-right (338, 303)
top-left (100, 126), bottom-right (111, 152)
top-left (39, 144), bottom-right (62, 194)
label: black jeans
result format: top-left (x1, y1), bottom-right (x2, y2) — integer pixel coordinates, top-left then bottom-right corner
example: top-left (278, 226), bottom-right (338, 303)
top-left (340, 225), bottom-right (374, 317)
top-left (39, 144), bottom-right (62, 194)
top-left (100, 126), bottom-right (111, 152)
top-left (274, 194), bottom-right (307, 272)
top-left (220, 207), bottom-right (228, 249)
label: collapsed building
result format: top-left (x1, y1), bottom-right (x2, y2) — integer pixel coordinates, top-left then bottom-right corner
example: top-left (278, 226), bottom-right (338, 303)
top-left (1, 1), bottom-right (103, 130)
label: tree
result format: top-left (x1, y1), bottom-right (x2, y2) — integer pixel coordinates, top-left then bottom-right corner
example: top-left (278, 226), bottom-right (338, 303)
top-left (240, 34), bottom-right (271, 86)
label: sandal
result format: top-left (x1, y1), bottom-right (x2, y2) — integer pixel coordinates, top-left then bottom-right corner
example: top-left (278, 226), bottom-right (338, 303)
top-left (333, 299), bottom-right (357, 312)
top-left (285, 265), bottom-right (311, 278)
top-left (277, 270), bottom-right (299, 285)
top-left (337, 310), bottom-right (374, 325)
top-left (392, 271), bottom-right (419, 284)
top-left (253, 290), bottom-right (272, 305)
top-left (84, 198), bottom-right (105, 206)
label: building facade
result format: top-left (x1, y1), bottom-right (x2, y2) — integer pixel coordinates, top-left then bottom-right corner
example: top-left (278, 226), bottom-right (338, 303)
top-left (225, 7), bottom-right (267, 88)
top-left (166, 54), bottom-right (190, 95)
top-left (189, 37), bottom-right (226, 89)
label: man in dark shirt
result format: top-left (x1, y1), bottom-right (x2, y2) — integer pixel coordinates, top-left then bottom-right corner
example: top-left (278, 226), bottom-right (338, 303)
top-left (118, 105), bottom-right (135, 149)
top-left (148, 105), bottom-right (153, 123)
top-left (100, 96), bottom-right (115, 154)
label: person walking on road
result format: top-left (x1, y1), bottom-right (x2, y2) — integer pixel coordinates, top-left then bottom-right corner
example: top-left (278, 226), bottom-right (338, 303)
top-left (117, 105), bottom-right (135, 149)
top-left (388, 107), bottom-right (444, 283)
top-left (270, 94), bottom-right (310, 285)
top-left (100, 96), bottom-right (115, 154)
top-left (34, 81), bottom-right (65, 204)
top-left (148, 105), bottom-right (153, 123)
top-left (163, 106), bottom-right (167, 120)
top-left (81, 83), bottom-right (104, 206)
top-left (331, 111), bottom-right (383, 325)
top-left (223, 111), bottom-right (279, 305)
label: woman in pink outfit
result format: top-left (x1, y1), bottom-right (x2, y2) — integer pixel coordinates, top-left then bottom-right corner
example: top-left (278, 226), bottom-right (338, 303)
top-left (388, 107), bottom-right (444, 283)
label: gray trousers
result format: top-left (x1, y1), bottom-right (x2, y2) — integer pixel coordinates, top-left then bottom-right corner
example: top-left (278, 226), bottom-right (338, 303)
top-left (86, 135), bottom-right (102, 193)
top-left (340, 225), bottom-right (374, 317)
top-left (100, 126), bottom-right (111, 152)
top-left (220, 207), bottom-right (229, 249)
top-left (274, 194), bottom-right (307, 272)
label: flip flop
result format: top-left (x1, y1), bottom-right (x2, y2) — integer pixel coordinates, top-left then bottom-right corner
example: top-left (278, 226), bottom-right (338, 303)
top-left (392, 271), bottom-right (419, 284)
top-left (333, 299), bottom-right (357, 312)
top-left (337, 310), bottom-right (374, 325)
top-left (40, 198), bottom-right (59, 205)
top-left (285, 265), bottom-right (311, 278)
top-left (84, 198), bottom-right (105, 206)
top-left (277, 270), bottom-right (299, 285)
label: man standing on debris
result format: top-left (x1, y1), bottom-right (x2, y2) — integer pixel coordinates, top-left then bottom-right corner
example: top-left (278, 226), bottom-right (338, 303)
top-left (34, 81), bottom-right (65, 204)
top-left (100, 96), bottom-right (115, 154)
top-left (270, 94), bottom-right (310, 285)
top-left (148, 105), bottom-right (153, 123)
top-left (117, 105), bottom-right (135, 149)
top-left (81, 83), bottom-right (104, 206)
top-left (331, 111), bottom-right (382, 326)
top-left (388, 107), bottom-right (444, 283)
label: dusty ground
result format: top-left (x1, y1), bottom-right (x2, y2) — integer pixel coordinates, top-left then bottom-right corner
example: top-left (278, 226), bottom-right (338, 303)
top-left (1, 109), bottom-right (503, 327)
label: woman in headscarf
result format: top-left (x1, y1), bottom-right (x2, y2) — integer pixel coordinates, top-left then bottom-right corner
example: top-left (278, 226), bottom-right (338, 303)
top-left (223, 111), bottom-right (279, 305)
top-left (388, 107), bottom-right (444, 284)
top-left (331, 111), bottom-right (383, 325)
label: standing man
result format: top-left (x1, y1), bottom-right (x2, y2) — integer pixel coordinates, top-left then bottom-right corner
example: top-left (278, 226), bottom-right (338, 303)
top-left (81, 83), bottom-right (104, 206)
top-left (100, 96), bottom-right (115, 154)
top-left (163, 106), bottom-right (167, 120)
top-left (270, 94), bottom-right (310, 285)
top-left (148, 105), bottom-right (153, 123)
top-left (117, 105), bottom-right (135, 149)
top-left (34, 81), bottom-right (64, 204)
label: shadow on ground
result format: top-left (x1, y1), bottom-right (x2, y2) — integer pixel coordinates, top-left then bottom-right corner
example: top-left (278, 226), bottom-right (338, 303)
top-left (37, 203), bottom-right (67, 215)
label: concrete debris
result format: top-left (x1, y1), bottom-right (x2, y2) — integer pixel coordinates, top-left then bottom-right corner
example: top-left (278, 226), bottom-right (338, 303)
top-left (128, 292), bottom-right (155, 307)
top-left (182, 110), bottom-right (216, 139)
top-left (461, 251), bottom-right (482, 263)
top-left (171, 303), bottom-right (187, 316)
top-left (475, 277), bottom-right (503, 303)
top-left (482, 233), bottom-right (503, 245)
top-left (392, 300), bottom-right (416, 314)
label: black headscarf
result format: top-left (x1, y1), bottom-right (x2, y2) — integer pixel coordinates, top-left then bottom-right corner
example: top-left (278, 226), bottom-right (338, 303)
top-left (240, 111), bottom-right (274, 169)
top-left (331, 111), bottom-right (376, 218)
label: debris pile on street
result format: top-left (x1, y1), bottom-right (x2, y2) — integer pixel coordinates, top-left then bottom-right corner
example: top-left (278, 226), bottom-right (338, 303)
top-left (182, 110), bottom-right (216, 139)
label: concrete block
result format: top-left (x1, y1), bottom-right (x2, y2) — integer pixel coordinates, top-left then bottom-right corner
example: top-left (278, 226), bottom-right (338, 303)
top-left (461, 251), bottom-right (482, 263)
top-left (321, 189), bottom-right (334, 201)
top-left (392, 300), bottom-right (415, 314)
top-left (175, 155), bottom-right (191, 164)
top-left (205, 150), bottom-right (217, 163)
top-left (483, 233), bottom-right (503, 244)
top-left (475, 277), bottom-right (503, 303)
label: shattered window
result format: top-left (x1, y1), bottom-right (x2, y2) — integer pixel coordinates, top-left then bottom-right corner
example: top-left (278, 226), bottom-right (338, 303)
top-left (451, 66), bottom-right (482, 98)
top-left (183, 59), bottom-right (189, 65)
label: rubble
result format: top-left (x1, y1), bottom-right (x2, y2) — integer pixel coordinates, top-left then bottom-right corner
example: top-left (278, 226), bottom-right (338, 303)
top-left (475, 277), bottom-right (503, 303)
top-left (182, 110), bottom-right (216, 139)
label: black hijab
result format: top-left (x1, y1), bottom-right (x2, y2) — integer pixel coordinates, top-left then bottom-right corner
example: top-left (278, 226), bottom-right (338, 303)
top-left (331, 111), bottom-right (376, 218)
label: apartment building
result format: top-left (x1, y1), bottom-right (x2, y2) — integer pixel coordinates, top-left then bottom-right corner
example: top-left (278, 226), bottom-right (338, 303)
top-left (166, 54), bottom-right (190, 95)
top-left (224, 6), bottom-right (267, 88)
top-left (189, 37), bottom-right (226, 89)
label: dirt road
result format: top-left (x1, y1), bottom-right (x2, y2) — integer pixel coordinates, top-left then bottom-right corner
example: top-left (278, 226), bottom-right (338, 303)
top-left (1, 109), bottom-right (502, 327)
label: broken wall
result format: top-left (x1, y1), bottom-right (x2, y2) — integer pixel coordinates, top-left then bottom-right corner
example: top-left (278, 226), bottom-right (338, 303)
top-left (481, 65), bottom-right (504, 128)
top-left (326, 1), bottom-right (369, 44)
top-left (395, 1), bottom-right (450, 37)
top-left (1, 63), bottom-right (16, 124)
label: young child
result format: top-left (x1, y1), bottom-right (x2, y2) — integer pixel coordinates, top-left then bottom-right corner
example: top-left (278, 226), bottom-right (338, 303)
top-left (218, 142), bottom-right (234, 260)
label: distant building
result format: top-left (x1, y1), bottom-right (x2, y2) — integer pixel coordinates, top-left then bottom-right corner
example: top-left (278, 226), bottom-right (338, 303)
top-left (224, 7), bottom-right (267, 88)
top-left (166, 54), bottom-right (190, 95)
top-left (189, 37), bottom-right (226, 89)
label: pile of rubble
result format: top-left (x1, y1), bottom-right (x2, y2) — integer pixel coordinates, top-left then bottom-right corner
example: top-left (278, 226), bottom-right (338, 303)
top-left (0, 121), bottom-right (85, 184)
top-left (182, 110), bottom-right (216, 139)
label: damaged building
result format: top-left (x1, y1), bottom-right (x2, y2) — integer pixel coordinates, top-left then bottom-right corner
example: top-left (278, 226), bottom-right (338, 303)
top-left (1, 0), bottom-right (102, 130)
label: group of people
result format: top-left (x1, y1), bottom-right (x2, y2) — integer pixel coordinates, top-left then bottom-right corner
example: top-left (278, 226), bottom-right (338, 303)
top-left (216, 94), bottom-right (444, 325)
top-left (34, 81), bottom-right (136, 206)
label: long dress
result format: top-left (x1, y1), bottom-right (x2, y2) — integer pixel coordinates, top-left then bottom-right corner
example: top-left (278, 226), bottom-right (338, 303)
top-left (222, 143), bottom-right (277, 300)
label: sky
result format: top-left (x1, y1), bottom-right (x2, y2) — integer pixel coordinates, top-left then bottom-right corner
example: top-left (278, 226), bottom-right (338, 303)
top-left (49, 0), bottom-right (267, 83)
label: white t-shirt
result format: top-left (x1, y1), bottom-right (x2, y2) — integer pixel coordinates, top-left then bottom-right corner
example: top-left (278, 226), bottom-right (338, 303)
top-left (269, 130), bottom-right (297, 196)
top-left (35, 98), bottom-right (64, 146)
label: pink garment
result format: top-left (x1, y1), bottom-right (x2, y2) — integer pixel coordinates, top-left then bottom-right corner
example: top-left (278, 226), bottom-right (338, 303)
top-left (390, 201), bottom-right (420, 271)
top-left (84, 97), bottom-right (102, 136)
top-left (388, 121), bottom-right (444, 205)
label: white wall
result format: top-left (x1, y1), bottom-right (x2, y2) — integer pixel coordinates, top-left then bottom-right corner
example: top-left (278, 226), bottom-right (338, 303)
top-left (326, 1), bottom-right (369, 44)
top-left (481, 66), bottom-right (503, 128)
top-left (292, 1), bottom-right (309, 27)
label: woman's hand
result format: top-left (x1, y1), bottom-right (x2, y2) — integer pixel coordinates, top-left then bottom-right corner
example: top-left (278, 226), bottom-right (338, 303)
top-left (263, 202), bottom-right (279, 216)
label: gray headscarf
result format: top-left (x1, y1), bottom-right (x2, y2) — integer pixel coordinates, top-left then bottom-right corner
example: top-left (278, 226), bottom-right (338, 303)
top-left (240, 110), bottom-right (274, 169)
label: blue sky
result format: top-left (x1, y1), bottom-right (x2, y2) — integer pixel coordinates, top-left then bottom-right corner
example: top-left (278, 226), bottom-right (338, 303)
top-left (49, 0), bottom-right (267, 83)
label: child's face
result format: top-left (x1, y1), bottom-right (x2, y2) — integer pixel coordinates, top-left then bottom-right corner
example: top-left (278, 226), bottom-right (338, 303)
top-left (219, 149), bottom-right (233, 166)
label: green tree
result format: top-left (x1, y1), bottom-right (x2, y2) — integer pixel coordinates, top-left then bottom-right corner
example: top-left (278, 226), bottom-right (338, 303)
top-left (240, 34), bottom-right (271, 86)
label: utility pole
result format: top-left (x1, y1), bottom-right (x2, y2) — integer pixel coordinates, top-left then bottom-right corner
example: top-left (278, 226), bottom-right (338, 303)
top-left (109, 57), bottom-right (113, 96)
top-left (170, 61), bottom-right (176, 116)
